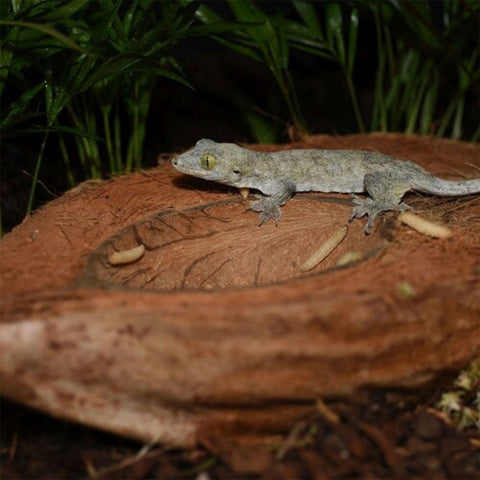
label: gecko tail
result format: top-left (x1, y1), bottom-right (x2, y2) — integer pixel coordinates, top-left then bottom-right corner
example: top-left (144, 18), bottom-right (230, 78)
top-left (413, 174), bottom-right (480, 197)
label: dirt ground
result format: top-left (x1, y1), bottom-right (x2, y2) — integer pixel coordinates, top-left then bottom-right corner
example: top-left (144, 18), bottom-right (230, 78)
top-left (1, 133), bottom-right (479, 478)
top-left (2, 381), bottom-right (480, 479)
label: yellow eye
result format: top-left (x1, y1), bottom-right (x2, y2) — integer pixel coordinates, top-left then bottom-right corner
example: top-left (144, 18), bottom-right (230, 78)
top-left (200, 153), bottom-right (217, 170)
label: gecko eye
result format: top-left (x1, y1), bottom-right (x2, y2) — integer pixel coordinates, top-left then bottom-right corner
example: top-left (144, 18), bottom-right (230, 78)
top-left (233, 168), bottom-right (241, 175)
top-left (200, 153), bottom-right (217, 170)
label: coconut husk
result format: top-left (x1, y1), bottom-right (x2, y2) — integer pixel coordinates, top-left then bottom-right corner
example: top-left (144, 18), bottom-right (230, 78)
top-left (1, 133), bottom-right (479, 447)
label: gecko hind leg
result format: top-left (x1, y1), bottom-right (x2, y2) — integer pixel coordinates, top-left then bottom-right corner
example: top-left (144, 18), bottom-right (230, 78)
top-left (350, 173), bottom-right (411, 233)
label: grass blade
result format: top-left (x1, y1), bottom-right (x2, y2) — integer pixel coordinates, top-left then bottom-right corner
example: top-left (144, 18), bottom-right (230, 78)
top-left (347, 8), bottom-right (359, 77)
top-left (26, 131), bottom-right (49, 216)
top-left (0, 20), bottom-right (85, 52)
top-left (292, 1), bottom-right (323, 38)
top-left (326, 3), bottom-right (345, 65)
top-left (37, 0), bottom-right (90, 21)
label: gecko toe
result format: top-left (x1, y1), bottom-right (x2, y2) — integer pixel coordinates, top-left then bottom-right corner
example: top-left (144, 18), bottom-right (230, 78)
top-left (258, 214), bottom-right (268, 226)
top-left (250, 197), bottom-right (282, 225)
top-left (350, 198), bottom-right (382, 232)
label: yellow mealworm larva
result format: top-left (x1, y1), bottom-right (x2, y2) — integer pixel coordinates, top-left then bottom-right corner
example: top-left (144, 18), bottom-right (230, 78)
top-left (300, 225), bottom-right (348, 272)
top-left (336, 251), bottom-right (362, 267)
top-left (108, 244), bottom-right (145, 266)
top-left (398, 212), bottom-right (452, 239)
top-left (239, 187), bottom-right (250, 199)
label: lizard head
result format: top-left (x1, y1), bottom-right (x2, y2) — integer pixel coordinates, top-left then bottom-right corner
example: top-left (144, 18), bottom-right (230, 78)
top-left (172, 139), bottom-right (250, 187)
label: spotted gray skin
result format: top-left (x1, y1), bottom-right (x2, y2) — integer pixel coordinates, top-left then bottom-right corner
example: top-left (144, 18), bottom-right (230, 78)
top-left (172, 138), bottom-right (480, 233)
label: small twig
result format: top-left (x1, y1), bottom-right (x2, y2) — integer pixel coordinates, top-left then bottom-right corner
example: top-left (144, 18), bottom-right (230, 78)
top-left (22, 170), bottom-right (58, 198)
top-left (86, 443), bottom-right (165, 479)
top-left (316, 398), bottom-right (341, 426)
top-left (276, 421), bottom-right (309, 460)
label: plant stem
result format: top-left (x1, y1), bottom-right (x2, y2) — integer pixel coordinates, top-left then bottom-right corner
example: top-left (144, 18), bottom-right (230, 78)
top-left (113, 106), bottom-right (122, 172)
top-left (273, 69), bottom-right (305, 134)
top-left (452, 97), bottom-right (464, 140)
top-left (102, 107), bottom-right (115, 174)
top-left (372, 9), bottom-right (386, 132)
top-left (344, 69), bottom-right (365, 132)
top-left (26, 131), bottom-right (49, 216)
top-left (58, 134), bottom-right (75, 187)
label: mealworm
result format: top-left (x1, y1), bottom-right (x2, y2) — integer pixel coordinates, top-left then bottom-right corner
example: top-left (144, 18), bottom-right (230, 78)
top-left (300, 225), bottom-right (348, 272)
top-left (108, 244), bottom-right (145, 265)
top-left (336, 251), bottom-right (362, 267)
top-left (398, 212), bottom-right (451, 239)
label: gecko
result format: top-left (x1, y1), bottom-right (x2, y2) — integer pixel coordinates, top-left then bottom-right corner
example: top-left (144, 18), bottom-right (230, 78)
top-left (172, 138), bottom-right (480, 233)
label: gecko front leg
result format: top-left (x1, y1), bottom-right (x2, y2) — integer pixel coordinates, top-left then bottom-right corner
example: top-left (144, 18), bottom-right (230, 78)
top-left (249, 181), bottom-right (296, 225)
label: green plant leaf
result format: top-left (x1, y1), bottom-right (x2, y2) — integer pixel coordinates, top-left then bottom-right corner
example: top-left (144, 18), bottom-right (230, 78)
top-left (206, 35), bottom-right (263, 62)
top-left (37, 0), bottom-right (90, 21)
top-left (347, 8), bottom-right (359, 77)
top-left (178, 0), bottom-right (222, 25)
top-left (228, 0), bottom-right (267, 24)
top-left (420, 72), bottom-right (438, 135)
top-left (41, 123), bottom-right (104, 141)
top-left (281, 19), bottom-right (334, 60)
top-left (188, 20), bottom-right (260, 36)
top-left (0, 82), bottom-right (44, 129)
top-left (0, 33), bottom-right (17, 95)
top-left (0, 20), bottom-right (85, 52)
top-left (326, 3), bottom-right (345, 65)
top-left (292, 1), bottom-right (323, 39)
top-left (142, 66), bottom-right (194, 90)
top-left (391, 0), bottom-right (443, 51)
top-left (242, 108), bottom-right (279, 144)
top-left (2, 123), bottom-right (104, 141)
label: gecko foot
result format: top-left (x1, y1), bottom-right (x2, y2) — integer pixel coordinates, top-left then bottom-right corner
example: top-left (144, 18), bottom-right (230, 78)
top-left (350, 197), bottom-right (412, 234)
top-left (250, 195), bottom-right (282, 225)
